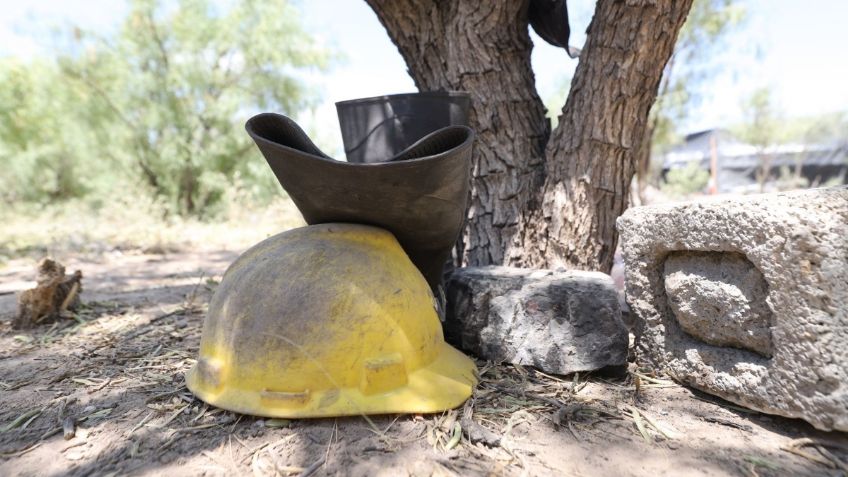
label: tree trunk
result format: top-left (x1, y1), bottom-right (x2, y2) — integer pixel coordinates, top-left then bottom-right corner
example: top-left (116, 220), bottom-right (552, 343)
top-left (366, 0), bottom-right (547, 267)
top-left (367, 0), bottom-right (693, 273)
top-left (756, 152), bottom-right (772, 192)
top-left (634, 122), bottom-right (654, 206)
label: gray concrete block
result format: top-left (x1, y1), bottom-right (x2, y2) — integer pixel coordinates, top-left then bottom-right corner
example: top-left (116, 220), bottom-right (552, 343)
top-left (617, 186), bottom-right (848, 431)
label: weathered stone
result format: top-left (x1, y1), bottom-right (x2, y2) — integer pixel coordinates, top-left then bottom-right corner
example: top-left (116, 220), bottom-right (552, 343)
top-left (445, 266), bottom-right (627, 375)
top-left (664, 251), bottom-right (774, 357)
top-left (617, 186), bottom-right (848, 431)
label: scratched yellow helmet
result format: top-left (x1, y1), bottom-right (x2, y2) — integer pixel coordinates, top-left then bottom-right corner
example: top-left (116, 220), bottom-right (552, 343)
top-left (186, 223), bottom-right (477, 417)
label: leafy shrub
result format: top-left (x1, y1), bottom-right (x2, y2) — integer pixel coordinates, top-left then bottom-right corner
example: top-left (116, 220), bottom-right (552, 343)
top-left (661, 161), bottom-right (710, 197)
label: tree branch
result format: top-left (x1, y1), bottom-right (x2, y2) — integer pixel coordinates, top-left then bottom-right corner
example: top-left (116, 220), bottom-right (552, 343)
top-left (62, 66), bottom-right (163, 192)
top-left (367, 0), bottom-right (547, 267)
top-left (518, 0), bottom-right (694, 272)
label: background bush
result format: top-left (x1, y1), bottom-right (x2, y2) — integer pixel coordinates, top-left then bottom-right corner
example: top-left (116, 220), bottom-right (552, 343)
top-left (0, 0), bottom-right (330, 217)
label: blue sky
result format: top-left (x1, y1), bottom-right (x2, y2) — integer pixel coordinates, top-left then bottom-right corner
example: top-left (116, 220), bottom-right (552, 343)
top-left (1, 0), bottom-right (846, 151)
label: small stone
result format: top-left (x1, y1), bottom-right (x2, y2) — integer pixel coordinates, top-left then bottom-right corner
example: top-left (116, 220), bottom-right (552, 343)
top-left (62, 416), bottom-right (76, 440)
top-left (445, 266), bottom-right (628, 375)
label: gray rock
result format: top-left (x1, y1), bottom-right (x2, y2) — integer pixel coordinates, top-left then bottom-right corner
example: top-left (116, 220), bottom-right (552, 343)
top-left (445, 266), bottom-right (628, 375)
top-left (617, 186), bottom-right (848, 431)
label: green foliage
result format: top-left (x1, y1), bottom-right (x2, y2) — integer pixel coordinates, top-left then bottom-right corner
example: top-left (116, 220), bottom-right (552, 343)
top-left (0, 59), bottom-right (107, 202)
top-left (544, 74), bottom-right (572, 129)
top-left (736, 86), bottom-right (779, 148)
top-left (804, 112), bottom-right (848, 144)
top-left (660, 161), bottom-right (710, 197)
top-left (0, 0), bottom-right (329, 216)
top-left (733, 89), bottom-right (847, 191)
top-left (735, 87), bottom-right (779, 190)
top-left (774, 111), bottom-right (848, 145)
top-left (730, 108), bottom-right (848, 146)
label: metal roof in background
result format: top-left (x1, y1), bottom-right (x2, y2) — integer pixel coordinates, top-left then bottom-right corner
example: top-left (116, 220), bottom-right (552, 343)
top-left (662, 129), bottom-right (848, 169)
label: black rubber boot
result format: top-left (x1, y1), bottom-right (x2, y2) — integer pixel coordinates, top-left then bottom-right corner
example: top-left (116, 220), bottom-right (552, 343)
top-left (335, 92), bottom-right (471, 163)
top-left (245, 112), bottom-right (474, 299)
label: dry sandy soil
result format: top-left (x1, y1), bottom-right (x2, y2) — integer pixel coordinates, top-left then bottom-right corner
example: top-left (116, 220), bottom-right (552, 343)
top-left (0, 250), bottom-right (846, 477)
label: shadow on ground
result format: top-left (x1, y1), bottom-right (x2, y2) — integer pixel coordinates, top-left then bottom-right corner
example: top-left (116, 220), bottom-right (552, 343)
top-left (0, 252), bottom-right (846, 477)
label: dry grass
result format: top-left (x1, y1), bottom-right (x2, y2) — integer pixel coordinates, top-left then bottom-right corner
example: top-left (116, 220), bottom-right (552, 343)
top-left (0, 282), bottom-right (669, 471)
top-left (463, 362), bottom-right (680, 449)
top-left (0, 195), bottom-right (303, 263)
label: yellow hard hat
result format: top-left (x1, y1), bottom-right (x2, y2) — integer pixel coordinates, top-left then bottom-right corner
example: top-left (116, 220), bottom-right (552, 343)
top-left (186, 223), bottom-right (477, 417)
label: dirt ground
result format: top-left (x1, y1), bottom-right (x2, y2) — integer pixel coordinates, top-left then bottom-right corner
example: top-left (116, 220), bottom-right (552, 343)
top-left (1, 250), bottom-right (846, 477)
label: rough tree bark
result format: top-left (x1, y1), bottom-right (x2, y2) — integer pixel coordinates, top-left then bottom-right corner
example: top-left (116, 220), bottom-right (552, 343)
top-left (367, 0), bottom-right (693, 273)
top-left (634, 121), bottom-right (654, 205)
top-left (365, 1), bottom-right (548, 266)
